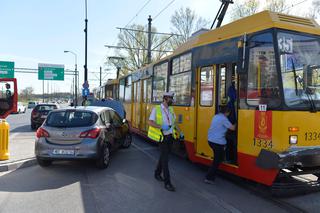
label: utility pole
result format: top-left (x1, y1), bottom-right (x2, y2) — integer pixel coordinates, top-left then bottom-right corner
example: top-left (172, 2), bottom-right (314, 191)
top-left (105, 16), bottom-right (181, 68)
top-left (84, 0), bottom-right (88, 85)
top-left (99, 66), bottom-right (102, 87)
top-left (147, 15), bottom-right (152, 64)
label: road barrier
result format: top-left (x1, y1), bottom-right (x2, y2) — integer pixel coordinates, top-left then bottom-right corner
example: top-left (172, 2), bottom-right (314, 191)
top-left (0, 119), bottom-right (9, 160)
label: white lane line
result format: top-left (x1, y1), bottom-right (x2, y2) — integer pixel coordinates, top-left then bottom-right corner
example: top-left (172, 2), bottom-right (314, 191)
top-left (132, 143), bottom-right (158, 162)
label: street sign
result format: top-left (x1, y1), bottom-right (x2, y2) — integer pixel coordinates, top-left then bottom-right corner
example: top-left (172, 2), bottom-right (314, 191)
top-left (38, 63), bottom-right (64, 81)
top-left (0, 61), bottom-right (14, 78)
top-left (83, 81), bottom-right (89, 89)
top-left (82, 88), bottom-right (90, 96)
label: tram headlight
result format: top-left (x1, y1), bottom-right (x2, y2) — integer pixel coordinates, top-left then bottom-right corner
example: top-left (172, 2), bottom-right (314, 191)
top-left (289, 135), bottom-right (298, 144)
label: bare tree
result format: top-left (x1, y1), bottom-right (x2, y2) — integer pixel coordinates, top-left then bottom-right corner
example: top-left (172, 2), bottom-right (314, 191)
top-left (20, 86), bottom-right (34, 101)
top-left (231, 0), bottom-right (260, 21)
top-left (170, 7), bottom-right (209, 48)
top-left (305, 0), bottom-right (320, 19)
top-left (264, 0), bottom-right (288, 13)
top-left (105, 24), bottom-right (171, 76)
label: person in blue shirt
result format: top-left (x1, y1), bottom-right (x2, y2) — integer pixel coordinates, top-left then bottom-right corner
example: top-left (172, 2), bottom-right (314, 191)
top-left (205, 105), bottom-right (236, 184)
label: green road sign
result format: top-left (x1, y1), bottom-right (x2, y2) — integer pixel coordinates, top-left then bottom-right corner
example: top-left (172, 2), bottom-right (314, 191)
top-left (0, 61), bottom-right (14, 78)
top-left (38, 63), bottom-right (64, 80)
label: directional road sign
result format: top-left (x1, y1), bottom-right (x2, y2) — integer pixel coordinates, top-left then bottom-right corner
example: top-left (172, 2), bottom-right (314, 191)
top-left (82, 88), bottom-right (90, 96)
top-left (0, 61), bottom-right (14, 78)
top-left (38, 63), bottom-right (64, 81)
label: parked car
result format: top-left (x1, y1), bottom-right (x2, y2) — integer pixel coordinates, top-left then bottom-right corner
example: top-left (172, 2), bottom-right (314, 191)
top-left (27, 101), bottom-right (37, 109)
top-left (17, 102), bottom-right (26, 113)
top-left (31, 103), bottom-right (58, 130)
top-left (35, 106), bottom-right (132, 168)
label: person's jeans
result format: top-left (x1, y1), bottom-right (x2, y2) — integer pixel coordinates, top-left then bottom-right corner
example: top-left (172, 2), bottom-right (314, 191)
top-left (155, 134), bottom-right (173, 184)
top-left (206, 142), bottom-right (225, 180)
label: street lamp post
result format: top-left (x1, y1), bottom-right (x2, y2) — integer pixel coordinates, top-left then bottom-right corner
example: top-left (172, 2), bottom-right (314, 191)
top-left (84, 0), bottom-right (88, 86)
top-left (64, 50), bottom-right (78, 106)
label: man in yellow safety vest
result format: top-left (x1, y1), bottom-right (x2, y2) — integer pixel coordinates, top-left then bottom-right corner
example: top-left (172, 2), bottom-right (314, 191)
top-left (148, 91), bottom-right (183, 192)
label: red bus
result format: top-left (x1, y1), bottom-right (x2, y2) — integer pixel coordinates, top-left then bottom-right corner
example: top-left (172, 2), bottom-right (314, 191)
top-left (0, 78), bottom-right (17, 119)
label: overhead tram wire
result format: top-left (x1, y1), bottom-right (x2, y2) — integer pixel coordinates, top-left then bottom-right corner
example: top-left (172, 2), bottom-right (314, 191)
top-left (101, 0), bottom-right (153, 78)
top-left (125, 0), bottom-right (153, 27)
top-left (280, 0), bottom-right (309, 13)
top-left (153, 0), bottom-right (176, 21)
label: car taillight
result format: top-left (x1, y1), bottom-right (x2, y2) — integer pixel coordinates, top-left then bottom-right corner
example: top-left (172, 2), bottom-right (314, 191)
top-left (31, 109), bottom-right (38, 118)
top-left (79, 128), bottom-right (101, 139)
top-left (36, 127), bottom-right (50, 138)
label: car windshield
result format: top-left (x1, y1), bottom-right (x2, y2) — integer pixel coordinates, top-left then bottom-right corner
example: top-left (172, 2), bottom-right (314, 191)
top-left (36, 105), bottom-right (57, 111)
top-left (46, 110), bottom-right (98, 127)
top-left (278, 31), bottom-right (320, 110)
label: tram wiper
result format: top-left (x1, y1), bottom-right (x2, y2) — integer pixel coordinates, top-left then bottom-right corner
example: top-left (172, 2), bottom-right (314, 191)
top-left (291, 58), bottom-right (299, 96)
top-left (296, 76), bottom-right (317, 112)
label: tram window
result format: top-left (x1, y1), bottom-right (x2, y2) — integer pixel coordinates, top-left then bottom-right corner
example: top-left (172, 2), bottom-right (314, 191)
top-left (200, 67), bottom-right (214, 106)
top-left (219, 65), bottom-right (227, 104)
top-left (124, 76), bottom-right (132, 102)
top-left (143, 79), bottom-right (152, 103)
top-left (152, 62), bottom-right (168, 102)
top-left (119, 79), bottom-right (125, 101)
top-left (247, 32), bottom-right (280, 108)
top-left (172, 52), bottom-right (192, 75)
top-left (169, 71), bottom-right (191, 105)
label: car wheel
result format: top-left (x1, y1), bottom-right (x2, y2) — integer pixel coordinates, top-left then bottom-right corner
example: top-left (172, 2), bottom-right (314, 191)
top-left (23, 109), bottom-right (26, 113)
top-left (18, 109), bottom-right (21, 114)
top-left (121, 132), bottom-right (132, 149)
top-left (96, 144), bottom-right (110, 169)
top-left (31, 123), bottom-right (37, 130)
top-left (37, 157), bottom-right (52, 167)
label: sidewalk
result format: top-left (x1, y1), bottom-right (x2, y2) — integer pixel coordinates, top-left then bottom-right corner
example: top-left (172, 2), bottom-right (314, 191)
top-left (0, 132), bottom-right (37, 172)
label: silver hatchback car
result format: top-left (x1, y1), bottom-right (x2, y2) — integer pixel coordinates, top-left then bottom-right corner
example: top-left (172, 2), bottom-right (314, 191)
top-left (35, 106), bottom-right (132, 168)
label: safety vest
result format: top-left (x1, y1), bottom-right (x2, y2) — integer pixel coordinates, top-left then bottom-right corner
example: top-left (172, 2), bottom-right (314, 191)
top-left (148, 105), bottom-right (178, 142)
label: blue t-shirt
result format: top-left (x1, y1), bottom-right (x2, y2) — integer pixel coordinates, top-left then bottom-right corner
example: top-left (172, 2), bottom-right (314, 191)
top-left (207, 113), bottom-right (232, 145)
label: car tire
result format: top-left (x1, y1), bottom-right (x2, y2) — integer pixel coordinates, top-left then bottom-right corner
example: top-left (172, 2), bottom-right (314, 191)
top-left (18, 109), bottom-right (21, 114)
top-left (23, 109), bottom-right (26, 113)
top-left (96, 144), bottom-right (110, 169)
top-left (31, 123), bottom-right (37, 130)
top-left (121, 132), bottom-right (132, 149)
top-left (37, 157), bottom-right (52, 167)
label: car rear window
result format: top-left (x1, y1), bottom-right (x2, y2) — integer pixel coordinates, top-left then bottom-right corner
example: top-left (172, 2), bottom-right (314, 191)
top-left (36, 105), bottom-right (57, 111)
top-left (46, 110), bottom-right (98, 127)
top-left (28, 102), bottom-right (35, 104)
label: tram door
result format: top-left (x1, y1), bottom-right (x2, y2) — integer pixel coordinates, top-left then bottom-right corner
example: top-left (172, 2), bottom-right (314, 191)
top-left (141, 78), bottom-right (152, 132)
top-left (196, 66), bottom-right (216, 158)
top-left (132, 81), bottom-right (142, 129)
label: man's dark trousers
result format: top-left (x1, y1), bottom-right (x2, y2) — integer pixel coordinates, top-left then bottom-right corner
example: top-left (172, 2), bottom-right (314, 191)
top-left (155, 134), bottom-right (173, 184)
top-left (206, 142), bottom-right (225, 180)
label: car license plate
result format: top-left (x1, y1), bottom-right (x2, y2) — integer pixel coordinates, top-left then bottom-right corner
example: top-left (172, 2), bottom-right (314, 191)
top-left (41, 115), bottom-right (47, 118)
top-left (52, 149), bottom-right (74, 155)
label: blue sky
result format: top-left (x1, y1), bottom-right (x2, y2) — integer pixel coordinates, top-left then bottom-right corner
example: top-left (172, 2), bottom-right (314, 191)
top-left (0, 0), bottom-right (313, 94)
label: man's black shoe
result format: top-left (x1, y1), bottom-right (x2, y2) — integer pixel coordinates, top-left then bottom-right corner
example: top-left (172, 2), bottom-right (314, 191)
top-left (154, 174), bottom-right (164, 181)
top-left (164, 183), bottom-right (176, 192)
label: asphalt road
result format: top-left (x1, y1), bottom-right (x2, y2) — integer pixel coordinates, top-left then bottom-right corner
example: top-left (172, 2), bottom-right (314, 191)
top-left (2, 107), bottom-right (320, 213)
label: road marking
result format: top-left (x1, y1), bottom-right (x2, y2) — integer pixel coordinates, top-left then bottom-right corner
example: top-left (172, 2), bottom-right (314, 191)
top-left (132, 143), bottom-right (158, 162)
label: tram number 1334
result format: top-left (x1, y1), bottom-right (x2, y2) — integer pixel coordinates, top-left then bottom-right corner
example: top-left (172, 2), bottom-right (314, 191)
top-left (253, 138), bottom-right (273, 149)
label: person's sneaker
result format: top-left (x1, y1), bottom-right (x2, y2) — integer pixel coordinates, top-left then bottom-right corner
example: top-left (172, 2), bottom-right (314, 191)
top-left (154, 173), bottom-right (164, 181)
top-left (204, 179), bottom-right (215, 184)
top-left (164, 183), bottom-right (176, 192)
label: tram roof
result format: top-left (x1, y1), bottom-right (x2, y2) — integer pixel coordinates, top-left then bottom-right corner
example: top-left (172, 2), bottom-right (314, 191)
top-left (123, 10), bottom-right (320, 80)
top-left (176, 10), bottom-right (319, 54)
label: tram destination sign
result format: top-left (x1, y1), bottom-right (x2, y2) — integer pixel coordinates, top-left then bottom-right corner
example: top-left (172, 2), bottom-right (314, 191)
top-left (0, 61), bottom-right (14, 78)
top-left (38, 63), bottom-right (64, 81)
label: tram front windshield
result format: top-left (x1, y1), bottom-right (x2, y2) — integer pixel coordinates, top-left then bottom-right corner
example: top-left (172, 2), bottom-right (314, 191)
top-left (278, 31), bottom-right (320, 110)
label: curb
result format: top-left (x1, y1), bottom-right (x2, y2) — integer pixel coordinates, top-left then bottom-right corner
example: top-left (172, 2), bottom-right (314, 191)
top-left (0, 157), bottom-right (37, 172)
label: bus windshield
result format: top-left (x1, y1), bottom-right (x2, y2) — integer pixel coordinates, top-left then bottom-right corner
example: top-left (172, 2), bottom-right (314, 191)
top-left (278, 31), bottom-right (320, 110)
